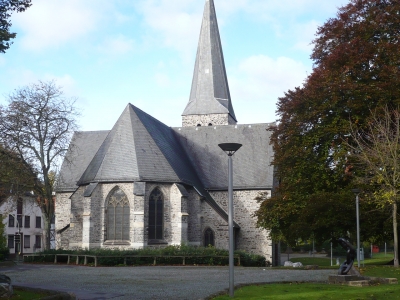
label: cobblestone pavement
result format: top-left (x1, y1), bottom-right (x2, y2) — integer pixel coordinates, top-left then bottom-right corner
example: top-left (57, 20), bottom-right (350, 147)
top-left (0, 264), bottom-right (336, 300)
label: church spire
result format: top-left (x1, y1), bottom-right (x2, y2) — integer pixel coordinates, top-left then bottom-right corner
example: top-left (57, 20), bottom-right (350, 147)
top-left (182, 0), bottom-right (237, 127)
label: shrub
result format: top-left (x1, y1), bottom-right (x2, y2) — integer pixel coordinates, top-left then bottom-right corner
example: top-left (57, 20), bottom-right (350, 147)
top-left (35, 245), bottom-right (266, 267)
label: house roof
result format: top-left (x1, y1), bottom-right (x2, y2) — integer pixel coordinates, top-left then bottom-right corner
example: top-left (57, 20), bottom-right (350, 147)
top-left (182, 0), bottom-right (236, 121)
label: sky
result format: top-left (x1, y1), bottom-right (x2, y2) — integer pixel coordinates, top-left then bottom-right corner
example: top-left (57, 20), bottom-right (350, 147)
top-left (0, 0), bottom-right (350, 131)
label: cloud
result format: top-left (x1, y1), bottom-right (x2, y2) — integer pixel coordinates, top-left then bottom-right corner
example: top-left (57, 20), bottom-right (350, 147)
top-left (136, 0), bottom-right (201, 59)
top-left (2, 69), bottom-right (79, 97)
top-left (292, 20), bottom-right (320, 52)
top-left (12, 0), bottom-right (111, 51)
top-left (229, 55), bottom-right (308, 122)
top-left (98, 35), bottom-right (135, 55)
top-left (154, 72), bottom-right (171, 88)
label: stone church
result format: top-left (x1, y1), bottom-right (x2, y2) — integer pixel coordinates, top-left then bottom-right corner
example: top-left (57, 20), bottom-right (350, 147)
top-left (55, 0), bottom-right (275, 262)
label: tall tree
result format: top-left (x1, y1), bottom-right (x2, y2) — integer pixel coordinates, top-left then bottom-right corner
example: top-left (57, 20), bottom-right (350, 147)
top-left (256, 0), bottom-right (400, 252)
top-left (0, 80), bottom-right (79, 249)
top-left (347, 106), bottom-right (400, 267)
top-left (0, 0), bottom-right (31, 53)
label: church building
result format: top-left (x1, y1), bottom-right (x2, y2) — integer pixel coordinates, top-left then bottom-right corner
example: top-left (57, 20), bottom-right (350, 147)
top-left (55, 0), bottom-right (275, 262)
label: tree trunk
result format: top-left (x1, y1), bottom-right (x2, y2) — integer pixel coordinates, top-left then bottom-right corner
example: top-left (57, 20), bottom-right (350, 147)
top-left (393, 202), bottom-right (399, 267)
top-left (43, 214), bottom-right (52, 250)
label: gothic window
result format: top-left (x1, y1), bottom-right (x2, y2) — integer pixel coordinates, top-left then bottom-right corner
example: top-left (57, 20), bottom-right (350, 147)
top-left (148, 188), bottom-right (164, 240)
top-left (106, 188), bottom-right (130, 241)
top-left (204, 227), bottom-right (215, 247)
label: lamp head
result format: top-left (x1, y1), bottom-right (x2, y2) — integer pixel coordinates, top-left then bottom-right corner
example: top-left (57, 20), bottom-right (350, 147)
top-left (218, 143), bottom-right (242, 156)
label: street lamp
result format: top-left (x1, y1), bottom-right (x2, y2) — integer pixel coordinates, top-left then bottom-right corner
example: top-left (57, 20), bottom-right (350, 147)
top-left (10, 214), bottom-right (21, 262)
top-left (218, 143), bottom-right (242, 298)
top-left (352, 189), bottom-right (361, 268)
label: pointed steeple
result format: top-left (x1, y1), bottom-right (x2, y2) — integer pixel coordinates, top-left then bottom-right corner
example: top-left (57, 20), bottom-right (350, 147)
top-left (182, 0), bottom-right (237, 127)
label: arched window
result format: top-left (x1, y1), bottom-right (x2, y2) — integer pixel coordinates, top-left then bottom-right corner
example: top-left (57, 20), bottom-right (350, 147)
top-left (107, 188), bottom-right (130, 241)
top-left (148, 188), bottom-right (164, 240)
top-left (204, 227), bottom-right (214, 247)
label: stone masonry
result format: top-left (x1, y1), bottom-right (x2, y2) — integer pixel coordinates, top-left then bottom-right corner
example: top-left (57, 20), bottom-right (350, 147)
top-left (182, 114), bottom-right (236, 127)
top-left (56, 182), bottom-right (271, 262)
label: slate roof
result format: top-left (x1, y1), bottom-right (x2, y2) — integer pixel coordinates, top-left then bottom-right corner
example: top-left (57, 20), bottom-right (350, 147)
top-left (173, 123), bottom-right (274, 190)
top-left (58, 103), bottom-right (245, 227)
top-left (182, 0), bottom-right (236, 121)
top-left (56, 130), bottom-right (109, 192)
top-left (77, 104), bottom-right (180, 185)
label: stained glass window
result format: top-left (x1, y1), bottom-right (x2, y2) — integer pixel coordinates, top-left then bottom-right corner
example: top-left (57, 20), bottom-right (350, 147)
top-left (107, 188), bottom-right (130, 241)
top-left (148, 188), bottom-right (163, 240)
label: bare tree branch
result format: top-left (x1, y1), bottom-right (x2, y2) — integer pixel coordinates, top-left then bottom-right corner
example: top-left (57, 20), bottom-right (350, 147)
top-left (0, 80), bottom-right (79, 249)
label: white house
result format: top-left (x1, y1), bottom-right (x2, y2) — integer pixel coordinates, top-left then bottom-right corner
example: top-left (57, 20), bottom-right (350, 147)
top-left (1, 193), bottom-right (45, 257)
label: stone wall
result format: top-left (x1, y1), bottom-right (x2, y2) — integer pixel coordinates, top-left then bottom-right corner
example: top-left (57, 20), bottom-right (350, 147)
top-left (182, 114), bottom-right (236, 127)
top-left (209, 190), bottom-right (272, 261)
top-left (55, 192), bottom-right (72, 249)
top-left (67, 186), bottom-right (85, 249)
top-left (186, 188), bottom-right (202, 246)
top-left (169, 184), bottom-right (188, 245)
top-left (55, 182), bottom-right (272, 261)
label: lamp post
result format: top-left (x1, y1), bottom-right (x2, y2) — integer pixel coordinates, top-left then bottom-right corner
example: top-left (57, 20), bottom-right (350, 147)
top-left (11, 214), bottom-right (21, 262)
top-left (352, 189), bottom-right (361, 268)
top-left (218, 143), bottom-right (242, 298)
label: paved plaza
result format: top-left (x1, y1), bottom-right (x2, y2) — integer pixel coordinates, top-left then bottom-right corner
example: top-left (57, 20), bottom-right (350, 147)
top-left (0, 263), bottom-right (336, 299)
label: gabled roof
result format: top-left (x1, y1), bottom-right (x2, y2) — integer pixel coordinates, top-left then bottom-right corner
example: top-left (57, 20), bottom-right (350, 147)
top-left (182, 0), bottom-right (236, 121)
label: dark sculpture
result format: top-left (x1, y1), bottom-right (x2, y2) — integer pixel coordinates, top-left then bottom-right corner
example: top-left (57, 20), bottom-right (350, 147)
top-left (337, 238), bottom-right (356, 275)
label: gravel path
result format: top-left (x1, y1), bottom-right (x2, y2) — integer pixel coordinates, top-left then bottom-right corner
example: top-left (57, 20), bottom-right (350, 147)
top-left (1, 264), bottom-right (336, 300)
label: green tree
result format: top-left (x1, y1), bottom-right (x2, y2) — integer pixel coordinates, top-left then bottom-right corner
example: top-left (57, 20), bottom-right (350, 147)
top-left (0, 144), bottom-right (36, 203)
top-left (256, 0), bottom-right (400, 249)
top-left (347, 106), bottom-right (400, 267)
top-left (0, 80), bottom-right (79, 249)
top-left (0, 0), bottom-right (31, 53)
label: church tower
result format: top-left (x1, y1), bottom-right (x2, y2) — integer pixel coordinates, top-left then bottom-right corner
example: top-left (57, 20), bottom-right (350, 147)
top-left (182, 0), bottom-right (237, 127)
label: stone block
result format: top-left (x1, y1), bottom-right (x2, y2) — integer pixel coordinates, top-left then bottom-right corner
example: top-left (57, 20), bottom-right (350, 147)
top-left (348, 280), bottom-right (369, 287)
top-left (0, 274), bottom-right (13, 298)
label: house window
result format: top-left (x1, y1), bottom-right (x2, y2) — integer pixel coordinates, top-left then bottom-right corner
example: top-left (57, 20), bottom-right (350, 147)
top-left (24, 216), bottom-right (30, 228)
top-left (36, 216), bottom-right (41, 228)
top-left (148, 188), bottom-right (164, 240)
top-left (24, 235), bottom-right (30, 248)
top-left (106, 188), bottom-right (130, 241)
top-left (17, 198), bottom-right (22, 214)
top-left (204, 228), bottom-right (215, 247)
top-left (8, 215), bottom-right (14, 227)
top-left (7, 235), bottom-right (14, 248)
top-left (17, 215), bottom-right (23, 228)
top-left (35, 235), bottom-right (41, 249)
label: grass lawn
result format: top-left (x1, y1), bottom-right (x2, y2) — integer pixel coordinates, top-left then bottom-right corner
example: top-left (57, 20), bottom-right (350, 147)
top-left (212, 282), bottom-right (400, 300)
top-left (212, 253), bottom-right (400, 300)
top-left (10, 287), bottom-right (50, 299)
